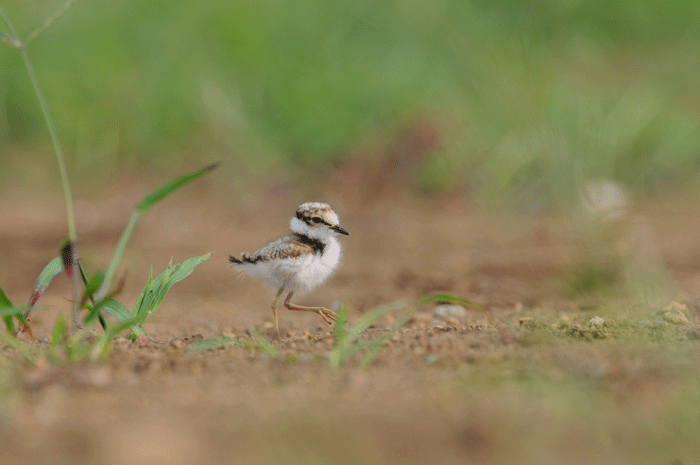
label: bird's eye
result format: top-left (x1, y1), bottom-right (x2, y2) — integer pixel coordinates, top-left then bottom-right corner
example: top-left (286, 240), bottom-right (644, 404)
top-left (311, 217), bottom-right (323, 224)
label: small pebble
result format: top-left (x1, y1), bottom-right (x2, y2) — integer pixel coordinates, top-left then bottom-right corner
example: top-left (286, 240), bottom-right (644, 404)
top-left (588, 316), bottom-right (605, 328)
top-left (433, 304), bottom-right (467, 321)
top-left (519, 317), bottom-right (533, 326)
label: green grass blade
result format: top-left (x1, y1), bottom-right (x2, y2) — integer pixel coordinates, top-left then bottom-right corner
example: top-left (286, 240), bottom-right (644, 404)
top-left (0, 333), bottom-right (35, 363)
top-left (27, 256), bottom-right (64, 307)
top-left (91, 318), bottom-right (139, 360)
top-left (0, 306), bottom-right (25, 317)
top-left (142, 258), bottom-right (174, 319)
top-left (50, 314), bottom-right (68, 347)
top-left (0, 285), bottom-right (13, 307)
top-left (1, 312), bottom-right (14, 335)
top-left (99, 163), bottom-right (218, 300)
top-left (333, 301), bottom-right (348, 347)
top-left (132, 265), bottom-right (154, 322)
top-left (98, 211), bottom-right (139, 300)
top-left (339, 300), bottom-right (408, 349)
top-left (328, 299), bottom-right (408, 368)
top-left (359, 308), bottom-right (416, 368)
top-left (249, 329), bottom-right (279, 358)
top-left (81, 271), bottom-right (104, 306)
top-left (100, 298), bottom-right (146, 338)
top-left (415, 292), bottom-right (473, 308)
top-left (190, 336), bottom-right (244, 351)
top-left (132, 254), bottom-right (212, 321)
top-left (135, 162), bottom-right (219, 214)
top-left (0, 286), bottom-right (14, 334)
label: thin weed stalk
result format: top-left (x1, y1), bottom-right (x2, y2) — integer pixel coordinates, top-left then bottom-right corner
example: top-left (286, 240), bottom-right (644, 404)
top-left (0, 5), bottom-right (79, 324)
top-left (0, 4), bottom-right (216, 358)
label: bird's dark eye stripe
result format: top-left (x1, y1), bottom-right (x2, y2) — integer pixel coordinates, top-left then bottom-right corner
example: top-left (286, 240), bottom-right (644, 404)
top-left (296, 211), bottom-right (331, 226)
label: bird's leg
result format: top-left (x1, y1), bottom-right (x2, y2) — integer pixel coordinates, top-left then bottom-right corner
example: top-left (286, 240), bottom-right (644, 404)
top-left (271, 287), bottom-right (285, 338)
top-left (283, 291), bottom-right (338, 326)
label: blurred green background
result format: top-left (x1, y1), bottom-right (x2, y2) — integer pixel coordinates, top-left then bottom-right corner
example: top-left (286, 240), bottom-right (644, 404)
top-left (2, 0), bottom-right (700, 202)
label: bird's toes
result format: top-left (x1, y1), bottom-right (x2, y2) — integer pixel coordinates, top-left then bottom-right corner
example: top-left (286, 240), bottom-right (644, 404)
top-left (320, 309), bottom-right (339, 324)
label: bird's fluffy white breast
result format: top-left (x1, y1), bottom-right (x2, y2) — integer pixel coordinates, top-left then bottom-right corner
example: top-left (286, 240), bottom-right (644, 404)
top-left (234, 237), bottom-right (342, 294)
top-left (293, 237), bottom-right (342, 292)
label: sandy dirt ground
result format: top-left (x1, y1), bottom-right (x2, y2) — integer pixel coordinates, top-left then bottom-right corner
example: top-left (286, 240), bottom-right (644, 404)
top-left (1, 177), bottom-right (700, 465)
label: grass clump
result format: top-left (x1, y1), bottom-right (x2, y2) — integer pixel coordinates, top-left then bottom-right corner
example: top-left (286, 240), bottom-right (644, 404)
top-left (0, 165), bottom-right (217, 362)
top-left (0, 4), bottom-right (218, 362)
top-left (328, 292), bottom-right (512, 368)
top-left (190, 332), bottom-right (280, 359)
top-left (189, 292), bottom-right (510, 369)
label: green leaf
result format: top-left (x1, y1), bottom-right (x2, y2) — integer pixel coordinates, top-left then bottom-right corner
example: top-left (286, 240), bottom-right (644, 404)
top-left (0, 306), bottom-right (24, 317)
top-left (100, 298), bottom-right (146, 338)
top-left (132, 253), bottom-right (212, 322)
top-left (81, 271), bottom-right (104, 306)
top-left (132, 265), bottom-right (154, 321)
top-left (0, 285), bottom-right (15, 334)
top-left (336, 300), bottom-right (407, 351)
top-left (133, 261), bottom-right (172, 323)
top-left (333, 301), bottom-right (348, 348)
top-left (91, 318), bottom-right (139, 360)
top-left (248, 329), bottom-right (279, 358)
top-left (135, 162), bottom-right (219, 214)
top-left (0, 333), bottom-right (35, 363)
top-left (189, 336), bottom-right (244, 351)
top-left (359, 307), bottom-right (415, 368)
top-left (1, 288), bottom-right (31, 335)
top-left (50, 315), bottom-right (68, 347)
top-left (328, 299), bottom-right (408, 368)
top-left (82, 271), bottom-right (110, 327)
top-left (0, 285), bottom-right (12, 307)
top-left (28, 256), bottom-right (64, 308)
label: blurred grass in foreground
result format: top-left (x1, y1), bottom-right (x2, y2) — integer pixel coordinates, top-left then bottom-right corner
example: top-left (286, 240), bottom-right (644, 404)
top-left (1, 0), bottom-right (700, 202)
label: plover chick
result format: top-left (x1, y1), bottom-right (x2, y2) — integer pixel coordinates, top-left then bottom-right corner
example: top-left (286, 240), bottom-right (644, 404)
top-left (229, 202), bottom-right (349, 337)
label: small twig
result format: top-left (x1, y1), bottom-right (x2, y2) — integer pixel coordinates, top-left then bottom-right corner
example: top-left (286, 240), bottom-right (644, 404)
top-left (25, 0), bottom-right (79, 46)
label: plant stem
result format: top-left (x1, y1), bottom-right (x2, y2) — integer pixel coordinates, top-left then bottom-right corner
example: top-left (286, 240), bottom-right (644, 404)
top-left (25, 0), bottom-right (79, 46)
top-left (22, 53), bottom-right (77, 242)
top-left (0, 8), bottom-right (77, 242)
top-left (1, 7), bottom-right (79, 324)
top-left (99, 212), bottom-right (140, 299)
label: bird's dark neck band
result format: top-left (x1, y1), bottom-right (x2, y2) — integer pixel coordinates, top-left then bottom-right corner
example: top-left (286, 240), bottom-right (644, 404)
top-left (293, 233), bottom-right (326, 254)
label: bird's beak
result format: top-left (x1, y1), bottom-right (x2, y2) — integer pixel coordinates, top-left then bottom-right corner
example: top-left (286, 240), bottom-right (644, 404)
top-left (331, 224), bottom-right (350, 235)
